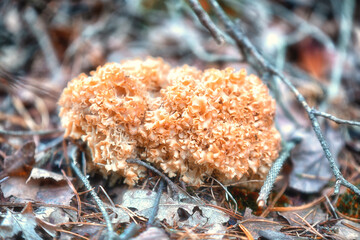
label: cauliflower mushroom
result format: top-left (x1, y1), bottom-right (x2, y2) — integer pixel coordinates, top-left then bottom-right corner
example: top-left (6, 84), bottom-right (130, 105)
top-left (59, 57), bottom-right (281, 186)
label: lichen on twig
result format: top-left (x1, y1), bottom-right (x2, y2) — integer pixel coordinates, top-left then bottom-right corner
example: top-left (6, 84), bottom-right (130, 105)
top-left (188, 0), bottom-right (225, 45)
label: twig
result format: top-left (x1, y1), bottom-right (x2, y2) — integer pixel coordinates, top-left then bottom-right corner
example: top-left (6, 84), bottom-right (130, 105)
top-left (188, 0), bottom-right (225, 44)
top-left (312, 109), bottom-right (360, 127)
top-left (126, 158), bottom-right (179, 195)
top-left (326, 0), bottom-right (355, 101)
top-left (209, 176), bottom-right (238, 214)
top-left (61, 169), bottom-right (83, 222)
top-left (0, 202), bottom-right (78, 211)
top-left (99, 185), bottom-right (116, 208)
top-left (148, 179), bottom-right (165, 226)
top-left (293, 212), bottom-right (325, 239)
top-left (0, 128), bottom-right (64, 136)
top-left (207, 0), bottom-right (360, 201)
top-left (257, 141), bottom-right (297, 207)
top-left (324, 194), bottom-right (339, 219)
top-left (70, 153), bottom-right (118, 239)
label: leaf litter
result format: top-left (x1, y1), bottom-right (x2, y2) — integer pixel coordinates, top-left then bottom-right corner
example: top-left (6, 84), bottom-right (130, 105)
top-left (120, 188), bottom-right (229, 237)
top-left (1, 1), bottom-right (360, 239)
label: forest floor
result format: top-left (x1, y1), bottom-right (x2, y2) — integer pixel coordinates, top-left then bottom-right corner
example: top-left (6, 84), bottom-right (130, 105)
top-left (0, 1), bottom-right (360, 239)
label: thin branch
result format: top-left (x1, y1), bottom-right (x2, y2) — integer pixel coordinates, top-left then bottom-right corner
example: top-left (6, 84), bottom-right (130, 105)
top-left (148, 179), bottom-right (165, 226)
top-left (312, 109), bottom-right (360, 127)
top-left (69, 150), bottom-right (118, 240)
top-left (209, 176), bottom-right (238, 214)
top-left (206, 0), bottom-right (360, 202)
top-left (324, 194), bottom-right (339, 219)
top-left (126, 158), bottom-right (179, 195)
top-left (61, 169), bottom-right (83, 222)
top-left (0, 128), bottom-right (64, 136)
top-left (188, 0), bottom-right (225, 44)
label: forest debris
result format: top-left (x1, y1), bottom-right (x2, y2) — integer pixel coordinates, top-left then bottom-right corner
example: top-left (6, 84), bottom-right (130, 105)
top-left (0, 209), bottom-right (42, 240)
top-left (258, 229), bottom-right (295, 240)
top-left (278, 207), bottom-right (327, 226)
top-left (333, 220), bottom-right (360, 240)
top-left (240, 208), bottom-right (283, 239)
top-left (120, 188), bottom-right (229, 229)
top-left (26, 167), bottom-right (68, 183)
top-left (35, 207), bottom-right (70, 226)
top-left (1, 176), bottom-right (38, 200)
top-left (0, 141), bottom-right (35, 179)
top-left (289, 126), bottom-right (343, 193)
top-left (132, 227), bottom-right (169, 240)
top-left (1, 176), bottom-right (74, 205)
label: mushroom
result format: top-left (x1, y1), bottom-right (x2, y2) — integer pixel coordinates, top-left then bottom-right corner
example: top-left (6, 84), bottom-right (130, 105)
top-left (59, 57), bottom-right (281, 186)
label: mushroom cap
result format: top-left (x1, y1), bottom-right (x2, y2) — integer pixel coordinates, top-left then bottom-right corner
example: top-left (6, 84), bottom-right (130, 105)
top-left (59, 57), bottom-right (281, 186)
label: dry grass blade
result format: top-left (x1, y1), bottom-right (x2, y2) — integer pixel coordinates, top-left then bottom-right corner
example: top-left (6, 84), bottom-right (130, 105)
top-left (61, 169), bottom-right (83, 222)
top-left (336, 210), bottom-right (360, 223)
top-left (238, 224), bottom-right (254, 240)
top-left (270, 194), bottom-right (327, 212)
top-left (293, 212), bottom-right (325, 239)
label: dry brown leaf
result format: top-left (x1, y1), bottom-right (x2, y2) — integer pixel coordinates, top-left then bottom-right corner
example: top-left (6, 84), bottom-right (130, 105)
top-left (0, 141), bottom-right (35, 179)
top-left (120, 188), bottom-right (229, 231)
top-left (278, 206), bottom-right (327, 226)
top-left (1, 176), bottom-right (74, 205)
top-left (26, 167), bottom-right (68, 183)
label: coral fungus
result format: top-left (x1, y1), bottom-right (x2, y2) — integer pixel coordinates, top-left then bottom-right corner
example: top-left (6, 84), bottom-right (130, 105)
top-left (59, 57), bottom-right (281, 185)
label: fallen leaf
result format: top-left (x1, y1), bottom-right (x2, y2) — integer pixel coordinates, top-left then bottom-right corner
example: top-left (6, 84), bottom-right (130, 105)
top-left (332, 220), bottom-right (360, 240)
top-left (0, 210), bottom-right (42, 240)
top-left (108, 205), bottom-right (131, 224)
top-left (1, 176), bottom-right (74, 205)
top-left (120, 189), bottom-right (229, 230)
top-left (35, 182), bottom-right (74, 205)
top-left (35, 206), bottom-right (71, 225)
top-left (289, 126), bottom-right (343, 193)
top-left (26, 167), bottom-right (68, 183)
top-left (1, 176), bottom-right (38, 200)
top-left (0, 141), bottom-right (35, 179)
top-left (278, 206), bottom-right (327, 226)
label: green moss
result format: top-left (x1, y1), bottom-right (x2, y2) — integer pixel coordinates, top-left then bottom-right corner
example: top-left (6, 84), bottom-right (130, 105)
top-left (336, 184), bottom-right (360, 219)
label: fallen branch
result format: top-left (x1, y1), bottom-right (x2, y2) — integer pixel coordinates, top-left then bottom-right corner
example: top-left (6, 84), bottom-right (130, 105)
top-left (188, 0), bottom-right (224, 44)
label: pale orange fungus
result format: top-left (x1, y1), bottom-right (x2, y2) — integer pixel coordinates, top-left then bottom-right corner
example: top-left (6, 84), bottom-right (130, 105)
top-left (59, 57), bottom-right (281, 186)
